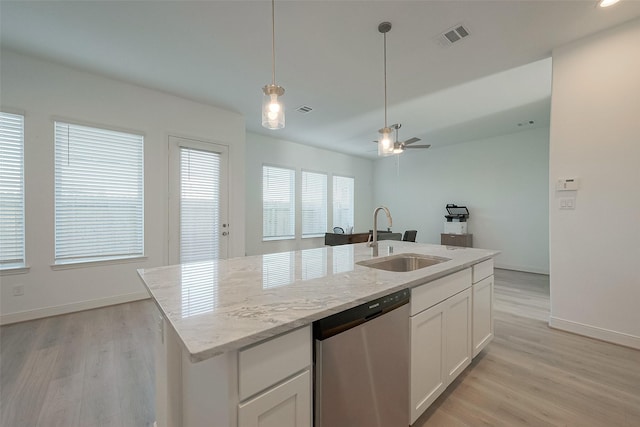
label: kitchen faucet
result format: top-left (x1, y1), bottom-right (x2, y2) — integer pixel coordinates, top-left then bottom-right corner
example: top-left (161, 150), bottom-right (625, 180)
top-left (368, 206), bottom-right (393, 257)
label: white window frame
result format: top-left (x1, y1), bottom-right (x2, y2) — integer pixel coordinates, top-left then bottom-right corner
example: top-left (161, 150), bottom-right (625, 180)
top-left (262, 165), bottom-right (295, 241)
top-left (301, 170), bottom-right (327, 238)
top-left (0, 111), bottom-right (26, 271)
top-left (53, 121), bottom-right (144, 266)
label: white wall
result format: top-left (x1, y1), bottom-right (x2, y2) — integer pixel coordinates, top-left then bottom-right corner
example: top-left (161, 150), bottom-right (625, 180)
top-left (373, 126), bottom-right (550, 274)
top-left (245, 132), bottom-right (374, 255)
top-left (0, 50), bottom-right (246, 324)
top-left (549, 19), bottom-right (640, 348)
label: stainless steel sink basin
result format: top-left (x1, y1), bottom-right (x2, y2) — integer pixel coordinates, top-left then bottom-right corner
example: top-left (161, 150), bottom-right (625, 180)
top-left (356, 253), bottom-right (450, 272)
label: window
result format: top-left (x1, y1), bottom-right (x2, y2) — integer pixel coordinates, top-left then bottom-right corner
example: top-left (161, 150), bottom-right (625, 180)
top-left (0, 112), bottom-right (25, 269)
top-left (301, 170), bottom-right (327, 237)
top-left (263, 165), bottom-right (295, 240)
top-left (180, 147), bottom-right (221, 263)
top-left (54, 122), bottom-right (143, 264)
top-left (333, 175), bottom-right (354, 231)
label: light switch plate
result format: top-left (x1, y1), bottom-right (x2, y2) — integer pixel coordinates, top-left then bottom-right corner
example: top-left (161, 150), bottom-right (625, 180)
top-left (560, 197), bottom-right (575, 210)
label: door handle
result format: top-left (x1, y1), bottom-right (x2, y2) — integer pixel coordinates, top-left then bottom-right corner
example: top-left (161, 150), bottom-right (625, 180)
top-left (222, 231), bottom-right (229, 236)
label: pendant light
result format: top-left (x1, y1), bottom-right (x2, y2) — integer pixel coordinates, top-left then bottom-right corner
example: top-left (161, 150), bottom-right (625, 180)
top-left (377, 21), bottom-right (394, 157)
top-left (262, 0), bottom-right (285, 130)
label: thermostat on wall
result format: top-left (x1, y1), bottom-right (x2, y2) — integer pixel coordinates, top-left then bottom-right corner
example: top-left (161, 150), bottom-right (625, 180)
top-left (556, 178), bottom-right (579, 191)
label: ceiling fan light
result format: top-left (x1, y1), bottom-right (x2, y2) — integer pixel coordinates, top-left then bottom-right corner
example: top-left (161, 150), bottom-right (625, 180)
top-left (598, 0), bottom-right (621, 7)
top-left (262, 84), bottom-right (285, 129)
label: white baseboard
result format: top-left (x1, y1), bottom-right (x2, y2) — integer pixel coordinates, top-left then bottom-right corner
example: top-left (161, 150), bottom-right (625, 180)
top-left (495, 263), bottom-right (549, 275)
top-left (0, 291), bottom-right (151, 325)
top-left (549, 316), bottom-right (640, 350)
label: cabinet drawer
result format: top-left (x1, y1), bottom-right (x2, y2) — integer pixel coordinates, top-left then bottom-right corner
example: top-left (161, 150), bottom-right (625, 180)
top-left (440, 233), bottom-right (473, 248)
top-left (239, 326), bottom-right (311, 401)
top-left (472, 259), bottom-right (494, 283)
top-left (411, 269), bottom-right (472, 316)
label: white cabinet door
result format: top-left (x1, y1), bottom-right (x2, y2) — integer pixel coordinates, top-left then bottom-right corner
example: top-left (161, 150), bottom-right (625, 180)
top-left (473, 275), bottom-right (494, 357)
top-left (444, 288), bottom-right (472, 384)
top-left (238, 370), bottom-right (311, 427)
top-left (410, 302), bottom-right (446, 424)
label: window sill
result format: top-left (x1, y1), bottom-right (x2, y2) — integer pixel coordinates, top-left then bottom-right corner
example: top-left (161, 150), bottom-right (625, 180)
top-left (51, 256), bottom-right (148, 270)
top-left (302, 234), bottom-right (325, 239)
top-left (0, 265), bottom-right (30, 276)
top-left (262, 237), bottom-right (295, 242)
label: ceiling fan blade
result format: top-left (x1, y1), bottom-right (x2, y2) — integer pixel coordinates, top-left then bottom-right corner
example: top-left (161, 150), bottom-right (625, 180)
top-left (403, 137), bottom-right (421, 145)
top-left (404, 144), bottom-right (431, 149)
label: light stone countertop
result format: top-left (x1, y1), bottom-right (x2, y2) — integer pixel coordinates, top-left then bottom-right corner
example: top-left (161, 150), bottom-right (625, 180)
top-left (137, 241), bottom-right (499, 362)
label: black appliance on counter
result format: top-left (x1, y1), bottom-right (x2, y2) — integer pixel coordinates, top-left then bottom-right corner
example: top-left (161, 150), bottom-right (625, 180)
top-left (445, 203), bottom-right (469, 222)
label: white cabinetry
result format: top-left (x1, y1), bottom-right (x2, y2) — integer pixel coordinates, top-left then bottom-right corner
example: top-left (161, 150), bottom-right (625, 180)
top-left (409, 269), bottom-right (472, 424)
top-left (410, 301), bottom-right (445, 423)
top-left (238, 326), bottom-right (312, 427)
top-left (472, 259), bottom-right (494, 357)
top-left (155, 324), bottom-right (311, 427)
top-left (444, 288), bottom-right (472, 384)
top-left (238, 370), bottom-right (311, 427)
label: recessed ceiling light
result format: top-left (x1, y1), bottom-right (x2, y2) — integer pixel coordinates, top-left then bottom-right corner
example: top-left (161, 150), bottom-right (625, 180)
top-left (598, 0), bottom-right (621, 8)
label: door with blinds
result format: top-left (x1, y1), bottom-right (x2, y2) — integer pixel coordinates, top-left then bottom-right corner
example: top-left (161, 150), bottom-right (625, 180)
top-left (169, 136), bottom-right (229, 264)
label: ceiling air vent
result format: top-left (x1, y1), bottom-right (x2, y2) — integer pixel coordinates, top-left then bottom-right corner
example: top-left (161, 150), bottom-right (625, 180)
top-left (437, 24), bottom-right (471, 47)
top-left (296, 105), bottom-right (313, 114)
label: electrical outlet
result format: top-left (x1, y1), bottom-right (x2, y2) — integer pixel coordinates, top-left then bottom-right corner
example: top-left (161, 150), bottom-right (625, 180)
top-left (12, 284), bottom-right (24, 296)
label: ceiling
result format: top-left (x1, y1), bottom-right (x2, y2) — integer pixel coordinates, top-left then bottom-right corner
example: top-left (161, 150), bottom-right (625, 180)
top-left (2, 1), bottom-right (640, 159)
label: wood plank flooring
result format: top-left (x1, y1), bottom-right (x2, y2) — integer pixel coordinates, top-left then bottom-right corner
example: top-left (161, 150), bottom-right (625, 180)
top-left (1, 302), bottom-right (156, 427)
top-left (415, 269), bottom-right (640, 427)
top-left (1, 269), bottom-right (639, 426)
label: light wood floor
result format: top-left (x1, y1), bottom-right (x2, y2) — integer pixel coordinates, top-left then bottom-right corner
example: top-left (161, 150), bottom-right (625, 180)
top-left (415, 269), bottom-right (640, 427)
top-left (1, 301), bottom-right (156, 426)
top-left (2, 269), bottom-right (639, 426)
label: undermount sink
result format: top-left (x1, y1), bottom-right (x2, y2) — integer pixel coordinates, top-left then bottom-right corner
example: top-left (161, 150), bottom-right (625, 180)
top-left (357, 253), bottom-right (450, 272)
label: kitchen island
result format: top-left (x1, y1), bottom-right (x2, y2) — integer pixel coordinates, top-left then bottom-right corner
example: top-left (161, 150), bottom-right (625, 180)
top-left (138, 241), bottom-right (498, 427)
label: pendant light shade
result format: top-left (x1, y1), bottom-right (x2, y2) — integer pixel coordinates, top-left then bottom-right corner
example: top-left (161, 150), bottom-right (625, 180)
top-left (262, 84), bottom-right (285, 129)
top-left (378, 127), bottom-right (393, 157)
top-left (262, 0), bottom-right (285, 130)
top-left (377, 22), bottom-right (394, 157)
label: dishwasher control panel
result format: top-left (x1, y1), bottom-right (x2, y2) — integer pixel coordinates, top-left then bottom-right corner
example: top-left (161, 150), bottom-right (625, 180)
top-left (313, 288), bottom-right (410, 340)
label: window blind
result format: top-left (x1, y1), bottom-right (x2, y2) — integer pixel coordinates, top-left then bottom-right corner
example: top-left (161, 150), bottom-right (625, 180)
top-left (262, 252), bottom-right (294, 288)
top-left (263, 165), bottom-right (295, 240)
top-left (301, 248), bottom-right (326, 280)
top-left (180, 147), bottom-right (221, 263)
top-left (181, 263), bottom-right (219, 318)
top-left (0, 112), bottom-right (25, 268)
top-left (54, 122), bottom-right (143, 264)
top-left (301, 171), bottom-right (327, 237)
top-left (333, 175), bottom-right (354, 230)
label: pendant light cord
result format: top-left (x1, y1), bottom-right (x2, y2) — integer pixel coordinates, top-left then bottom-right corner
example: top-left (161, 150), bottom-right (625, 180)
top-left (271, 0), bottom-right (276, 85)
top-left (383, 31), bottom-right (387, 128)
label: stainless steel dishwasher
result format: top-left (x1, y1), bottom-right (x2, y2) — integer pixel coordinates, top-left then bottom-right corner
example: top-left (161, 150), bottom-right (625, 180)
top-left (314, 288), bottom-right (410, 427)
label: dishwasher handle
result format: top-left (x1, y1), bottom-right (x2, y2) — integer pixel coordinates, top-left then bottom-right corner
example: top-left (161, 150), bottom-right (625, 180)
top-left (313, 288), bottom-right (410, 341)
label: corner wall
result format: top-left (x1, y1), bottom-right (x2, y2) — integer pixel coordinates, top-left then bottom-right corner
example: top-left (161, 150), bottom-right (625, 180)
top-left (245, 132), bottom-right (374, 255)
top-left (373, 126), bottom-right (550, 274)
top-left (549, 19), bottom-right (640, 348)
top-left (0, 50), bottom-right (246, 323)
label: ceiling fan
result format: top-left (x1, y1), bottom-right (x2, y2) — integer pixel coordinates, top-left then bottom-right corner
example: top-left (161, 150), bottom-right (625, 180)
top-left (374, 123), bottom-right (431, 154)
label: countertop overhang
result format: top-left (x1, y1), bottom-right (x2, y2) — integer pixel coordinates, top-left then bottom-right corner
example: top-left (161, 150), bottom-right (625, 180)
top-left (138, 242), bottom-right (499, 362)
